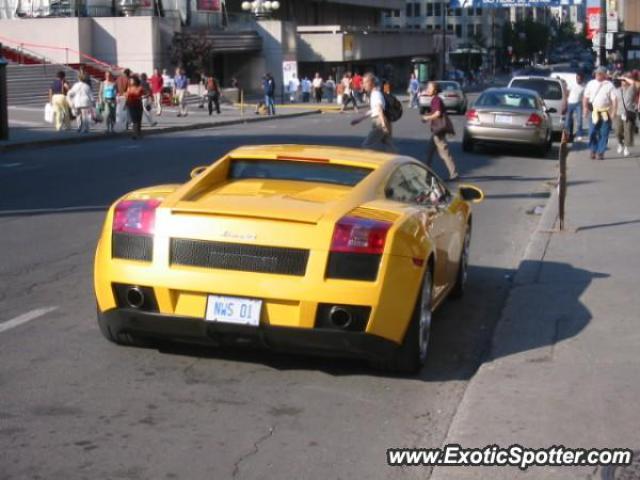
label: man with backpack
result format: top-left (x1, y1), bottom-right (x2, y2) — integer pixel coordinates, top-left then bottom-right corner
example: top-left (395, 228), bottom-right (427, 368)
top-left (350, 73), bottom-right (399, 153)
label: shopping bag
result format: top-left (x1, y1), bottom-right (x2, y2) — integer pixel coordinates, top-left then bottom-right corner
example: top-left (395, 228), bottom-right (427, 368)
top-left (44, 103), bottom-right (54, 124)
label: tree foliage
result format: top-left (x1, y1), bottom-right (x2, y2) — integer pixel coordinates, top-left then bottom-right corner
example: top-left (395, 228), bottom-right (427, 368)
top-left (502, 19), bottom-right (551, 59)
top-left (170, 33), bottom-right (215, 78)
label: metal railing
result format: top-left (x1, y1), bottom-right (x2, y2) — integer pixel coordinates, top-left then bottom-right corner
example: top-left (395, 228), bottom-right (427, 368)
top-left (0, 34), bottom-right (122, 73)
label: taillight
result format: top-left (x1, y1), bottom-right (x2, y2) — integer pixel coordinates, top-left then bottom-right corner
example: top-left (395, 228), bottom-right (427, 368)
top-left (331, 216), bottom-right (391, 255)
top-left (113, 199), bottom-right (162, 236)
top-left (466, 109), bottom-right (479, 124)
top-left (526, 113), bottom-right (543, 127)
top-left (445, 93), bottom-right (459, 98)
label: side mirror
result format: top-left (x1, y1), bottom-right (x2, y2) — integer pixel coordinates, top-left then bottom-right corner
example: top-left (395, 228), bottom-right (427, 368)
top-left (547, 107), bottom-right (558, 114)
top-left (190, 166), bottom-right (208, 179)
top-left (459, 185), bottom-right (484, 203)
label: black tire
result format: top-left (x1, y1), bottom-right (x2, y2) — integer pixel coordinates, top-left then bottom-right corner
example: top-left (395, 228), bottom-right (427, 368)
top-left (537, 130), bottom-right (552, 157)
top-left (462, 134), bottom-right (474, 153)
top-left (371, 270), bottom-right (432, 374)
top-left (451, 225), bottom-right (471, 299)
top-left (458, 104), bottom-right (467, 115)
top-left (97, 307), bottom-right (148, 347)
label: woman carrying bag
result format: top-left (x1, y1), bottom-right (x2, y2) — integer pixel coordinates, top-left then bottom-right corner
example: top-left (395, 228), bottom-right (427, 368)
top-left (422, 81), bottom-right (459, 181)
top-left (66, 74), bottom-right (94, 133)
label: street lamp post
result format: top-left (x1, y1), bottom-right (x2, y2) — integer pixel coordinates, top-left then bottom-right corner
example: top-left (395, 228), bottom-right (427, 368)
top-left (241, 0), bottom-right (280, 19)
top-left (442, 0), bottom-right (447, 78)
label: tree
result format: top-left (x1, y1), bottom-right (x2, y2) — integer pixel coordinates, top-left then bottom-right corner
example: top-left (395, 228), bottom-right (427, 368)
top-left (170, 33), bottom-right (215, 78)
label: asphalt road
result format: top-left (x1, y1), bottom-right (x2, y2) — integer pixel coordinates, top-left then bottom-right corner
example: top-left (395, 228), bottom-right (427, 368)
top-left (0, 105), bottom-right (558, 480)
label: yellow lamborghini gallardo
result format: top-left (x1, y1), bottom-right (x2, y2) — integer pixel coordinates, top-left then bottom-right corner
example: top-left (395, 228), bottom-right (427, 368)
top-left (94, 145), bottom-right (483, 372)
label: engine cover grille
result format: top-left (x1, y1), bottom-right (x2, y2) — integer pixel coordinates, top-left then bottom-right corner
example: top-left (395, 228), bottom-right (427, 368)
top-left (170, 238), bottom-right (309, 276)
top-left (112, 233), bottom-right (153, 262)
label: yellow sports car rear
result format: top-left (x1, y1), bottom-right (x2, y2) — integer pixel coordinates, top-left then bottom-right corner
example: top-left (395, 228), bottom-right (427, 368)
top-left (94, 145), bottom-right (482, 372)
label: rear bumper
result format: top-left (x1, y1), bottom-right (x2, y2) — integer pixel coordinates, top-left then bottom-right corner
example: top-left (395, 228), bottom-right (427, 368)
top-left (99, 308), bottom-right (399, 361)
top-left (465, 126), bottom-right (547, 145)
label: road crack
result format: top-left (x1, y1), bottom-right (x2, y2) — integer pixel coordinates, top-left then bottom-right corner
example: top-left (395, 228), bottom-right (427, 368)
top-left (232, 426), bottom-right (276, 479)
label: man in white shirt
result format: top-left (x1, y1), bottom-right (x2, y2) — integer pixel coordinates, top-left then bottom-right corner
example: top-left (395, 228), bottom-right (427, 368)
top-left (288, 74), bottom-right (300, 103)
top-left (312, 73), bottom-right (324, 103)
top-left (350, 73), bottom-right (396, 152)
top-left (583, 67), bottom-right (616, 160)
top-left (565, 72), bottom-right (585, 141)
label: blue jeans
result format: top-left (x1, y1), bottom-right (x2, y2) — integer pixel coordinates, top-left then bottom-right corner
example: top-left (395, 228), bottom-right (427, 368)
top-left (565, 102), bottom-right (583, 137)
top-left (410, 92), bottom-right (419, 108)
top-left (265, 95), bottom-right (275, 115)
top-left (588, 117), bottom-right (612, 155)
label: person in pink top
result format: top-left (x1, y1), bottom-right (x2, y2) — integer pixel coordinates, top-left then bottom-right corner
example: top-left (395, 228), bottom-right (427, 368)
top-left (149, 68), bottom-right (164, 115)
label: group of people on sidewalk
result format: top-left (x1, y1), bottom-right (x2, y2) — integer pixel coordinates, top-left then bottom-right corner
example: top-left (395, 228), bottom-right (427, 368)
top-left (564, 66), bottom-right (638, 160)
top-left (47, 67), bottom-right (224, 139)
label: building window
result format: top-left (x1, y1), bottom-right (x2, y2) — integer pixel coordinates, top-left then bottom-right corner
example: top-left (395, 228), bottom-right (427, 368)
top-left (455, 8), bottom-right (462, 16)
top-left (406, 3), bottom-right (412, 17)
top-left (447, 23), bottom-right (454, 32)
top-left (414, 3), bottom-right (421, 16)
top-left (475, 7), bottom-right (482, 15)
top-left (426, 3), bottom-right (433, 16)
top-left (427, 24), bottom-right (434, 31)
top-left (434, 3), bottom-right (441, 16)
top-left (467, 7), bottom-right (473, 16)
top-left (456, 24), bottom-right (462, 37)
top-left (394, 9), bottom-right (400, 17)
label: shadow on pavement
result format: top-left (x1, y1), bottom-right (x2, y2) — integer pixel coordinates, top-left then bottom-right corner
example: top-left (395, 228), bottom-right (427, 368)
top-left (149, 260), bottom-right (604, 382)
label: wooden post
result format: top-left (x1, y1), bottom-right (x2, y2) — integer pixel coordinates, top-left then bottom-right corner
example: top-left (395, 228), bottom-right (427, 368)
top-left (558, 129), bottom-right (569, 231)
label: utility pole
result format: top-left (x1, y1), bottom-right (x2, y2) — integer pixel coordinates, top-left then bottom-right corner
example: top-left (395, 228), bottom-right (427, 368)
top-left (599, 0), bottom-right (606, 66)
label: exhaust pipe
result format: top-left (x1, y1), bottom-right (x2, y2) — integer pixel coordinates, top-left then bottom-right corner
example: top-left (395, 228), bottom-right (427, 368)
top-left (329, 306), bottom-right (352, 329)
top-left (126, 286), bottom-right (145, 309)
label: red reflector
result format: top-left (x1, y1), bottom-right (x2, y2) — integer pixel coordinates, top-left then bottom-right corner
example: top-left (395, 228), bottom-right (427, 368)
top-left (445, 93), bottom-right (460, 98)
top-left (113, 199), bottom-right (162, 236)
top-left (331, 216), bottom-right (392, 255)
top-left (526, 113), bottom-right (543, 127)
top-left (276, 155), bottom-right (330, 163)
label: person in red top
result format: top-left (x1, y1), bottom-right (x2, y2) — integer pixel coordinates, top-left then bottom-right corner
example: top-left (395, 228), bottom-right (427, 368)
top-left (125, 75), bottom-right (145, 140)
top-left (149, 68), bottom-right (164, 116)
top-left (352, 72), bottom-right (363, 103)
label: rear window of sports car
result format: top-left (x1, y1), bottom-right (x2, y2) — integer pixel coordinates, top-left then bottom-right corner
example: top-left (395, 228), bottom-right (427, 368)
top-left (229, 160), bottom-right (373, 187)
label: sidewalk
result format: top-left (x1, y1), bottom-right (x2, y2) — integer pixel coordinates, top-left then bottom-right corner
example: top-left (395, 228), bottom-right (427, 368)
top-left (430, 145), bottom-right (640, 479)
top-left (0, 103), bottom-right (321, 153)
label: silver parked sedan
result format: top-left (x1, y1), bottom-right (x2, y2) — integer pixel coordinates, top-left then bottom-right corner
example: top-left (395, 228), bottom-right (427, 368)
top-left (462, 88), bottom-right (553, 156)
top-left (419, 81), bottom-right (468, 115)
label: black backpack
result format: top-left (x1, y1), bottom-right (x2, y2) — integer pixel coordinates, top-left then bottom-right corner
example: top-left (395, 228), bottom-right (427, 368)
top-left (383, 93), bottom-right (403, 122)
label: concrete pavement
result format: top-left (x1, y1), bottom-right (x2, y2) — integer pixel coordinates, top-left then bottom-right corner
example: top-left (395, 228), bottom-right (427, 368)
top-left (0, 110), bottom-right (561, 479)
top-left (430, 144), bottom-right (640, 479)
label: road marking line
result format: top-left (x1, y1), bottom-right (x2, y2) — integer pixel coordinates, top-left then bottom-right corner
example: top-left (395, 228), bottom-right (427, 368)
top-left (0, 307), bottom-right (59, 334)
top-left (0, 205), bottom-right (107, 215)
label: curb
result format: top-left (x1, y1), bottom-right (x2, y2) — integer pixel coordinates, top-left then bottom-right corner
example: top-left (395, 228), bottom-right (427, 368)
top-left (0, 110), bottom-right (322, 154)
top-left (429, 146), bottom-right (568, 480)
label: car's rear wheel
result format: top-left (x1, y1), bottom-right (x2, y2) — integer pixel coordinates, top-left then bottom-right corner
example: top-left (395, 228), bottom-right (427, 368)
top-left (451, 226), bottom-right (471, 299)
top-left (372, 269), bottom-right (432, 374)
top-left (462, 134), bottom-right (475, 152)
top-left (97, 307), bottom-right (149, 347)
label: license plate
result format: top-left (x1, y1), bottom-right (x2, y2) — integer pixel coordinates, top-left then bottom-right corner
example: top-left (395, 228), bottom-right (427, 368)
top-left (495, 115), bottom-right (513, 124)
top-left (205, 295), bottom-right (262, 326)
